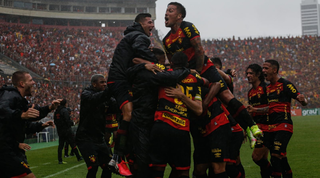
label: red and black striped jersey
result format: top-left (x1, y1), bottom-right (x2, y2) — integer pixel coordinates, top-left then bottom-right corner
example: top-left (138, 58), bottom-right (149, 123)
top-left (267, 78), bottom-right (300, 126)
top-left (195, 87), bottom-right (230, 137)
top-left (248, 82), bottom-right (269, 125)
top-left (163, 21), bottom-right (200, 69)
top-left (154, 72), bottom-right (204, 131)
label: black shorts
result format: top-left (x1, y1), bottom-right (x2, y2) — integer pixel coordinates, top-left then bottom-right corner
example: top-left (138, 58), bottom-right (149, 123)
top-left (228, 130), bottom-right (244, 163)
top-left (0, 150), bottom-right (32, 178)
top-left (264, 131), bottom-right (292, 156)
top-left (149, 121), bottom-right (191, 170)
top-left (193, 123), bottom-right (231, 164)
top-left (77, 142), bottom-right (111, 169)
top-left (255, 132), bottom-right (271, 149)
top-left (107, 80), bottom-right (132, 109)
top-left (201, 66), bottom-right (228, 94)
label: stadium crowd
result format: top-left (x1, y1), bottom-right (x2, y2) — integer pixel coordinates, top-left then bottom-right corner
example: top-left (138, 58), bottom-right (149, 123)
top-left (1, 24), bottom-right (319, 109)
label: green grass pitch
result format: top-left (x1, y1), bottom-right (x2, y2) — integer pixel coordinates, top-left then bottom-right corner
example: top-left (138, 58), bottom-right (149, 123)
top-left (26, 116), bottom-right (320, 177)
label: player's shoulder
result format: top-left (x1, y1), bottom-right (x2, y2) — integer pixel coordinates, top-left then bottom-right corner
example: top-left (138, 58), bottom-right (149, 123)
top-left (181, 73), bottom-right (201, 84)
top-left (181, 21), bottom-right (195, 28)
top-left (279, 77), bottom-right (294, 85)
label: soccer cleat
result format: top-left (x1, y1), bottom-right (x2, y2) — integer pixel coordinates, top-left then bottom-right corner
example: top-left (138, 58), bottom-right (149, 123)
top-left (78, 157), bottom-right (83, 161)
top-left (246, 127), bottom-right (257, 149)
top-left (64, 155), bottom-right (69, 158)
top-left (117, 159), bottom-right (132, 176)
top-left (250, 124), bottom-right (263, 138)
top-left (58, 161), bottom-right (67, 164)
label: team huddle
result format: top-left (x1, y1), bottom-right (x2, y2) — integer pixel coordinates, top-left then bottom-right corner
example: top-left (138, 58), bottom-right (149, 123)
top-left (0, 2), bottom-right (308, 178)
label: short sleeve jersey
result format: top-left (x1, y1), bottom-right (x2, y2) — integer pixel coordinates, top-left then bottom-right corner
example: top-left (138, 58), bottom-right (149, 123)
top-left (154, 72), bottom-right (204, 132)
top-left (248, 81), bottom-right (269, 125)
top-left (163, 21), bottom-right (200, 69)
top-left (267, 78), bottom-right (300, 125)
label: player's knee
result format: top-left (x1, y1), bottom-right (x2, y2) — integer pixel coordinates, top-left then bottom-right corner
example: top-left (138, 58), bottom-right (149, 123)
top-left (194, 163), bottom-right (208, 175)
top-left (23, 173), bottom-right (36, 178)
top-left (212, 162), bottom-right (226, 174)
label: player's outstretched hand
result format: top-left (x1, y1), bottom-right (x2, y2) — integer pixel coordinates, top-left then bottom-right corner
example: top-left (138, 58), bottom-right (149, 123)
top-left (19, 143), bottom-right (31, 151)
top-left (145, 64), bottom-right (163, 74)
top-left (21, 104), bottom-right (39, 119)
top-left (42, 120), bottom-right (55, 128)
top-left (297, 94), bottom-right (308, 106)
top-left (49, 99), bottom-right (63, 110)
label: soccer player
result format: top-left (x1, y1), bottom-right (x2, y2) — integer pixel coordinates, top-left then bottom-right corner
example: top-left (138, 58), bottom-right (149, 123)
top-left (0, 71), bottom-right (61, 178)
top-left (126, 56), bottom-right (191, 178)
top-left (162, 2), bottom-right (262, 138)
top-left (149, 52), bottom-right (205, 178)
top-left (76, 74), bottom-right (113, 178)
top-left (54, 99), bottom-right (82, 164)
top-left (107, 13), bottom-right (161, 168)
top-left (246, 64), bottom-right (272, 178)
top-left (248, 60), bottom-right (307, 178)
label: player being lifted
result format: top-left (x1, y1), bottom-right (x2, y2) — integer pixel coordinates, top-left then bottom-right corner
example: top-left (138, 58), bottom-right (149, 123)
top-left (162, 2), bottom-right (262, 138)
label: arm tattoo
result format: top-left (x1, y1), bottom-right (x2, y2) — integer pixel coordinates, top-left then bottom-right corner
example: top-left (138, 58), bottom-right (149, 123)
top-left (256, 106), bottom-right (269, 113)
top-left (190, 37), bottom-right (204, 72)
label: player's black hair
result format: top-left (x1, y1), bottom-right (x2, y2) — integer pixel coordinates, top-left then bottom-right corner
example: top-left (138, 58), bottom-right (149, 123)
top-left (168, 2), bottom-right (186, 18)
top-left (135, 13), bottom-right (152, 23)
top-left (265, 59), bottom-right (279, 73)
top-left (171, 51), bottom-right (188, 68)
top-left (60, 99), bottom-right (67, 106)
top-left (211, 57), bottom-right (222, 69)
top-left (246, 64), bottom-right (265, 82)
top-left (12, 71), bottom-right (29, 87)
top-left (152, 48), bottom-right (165, 56)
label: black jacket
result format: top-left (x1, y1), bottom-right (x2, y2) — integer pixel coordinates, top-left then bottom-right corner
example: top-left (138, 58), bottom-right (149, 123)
top-left (127, 64), bottom-right (190, 128)
top-left (108, 22), bottom-right (158, 82)
top-left (0, 85), bottom-right (51, 151)
top-left (76, 86), bottom-right (111, 144)
top-left (54, 106), bottom-right (73, 136)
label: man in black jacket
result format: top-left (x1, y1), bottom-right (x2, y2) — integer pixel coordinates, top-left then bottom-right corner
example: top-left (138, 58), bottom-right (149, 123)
top-left (107, 13), bottom-right (161, 163)
top-left (54, 99), bottom-right (82, 164)
top-left (0, 71), bottom-right (61, 178)
top-left (76, 74), bottom-right (112, 178)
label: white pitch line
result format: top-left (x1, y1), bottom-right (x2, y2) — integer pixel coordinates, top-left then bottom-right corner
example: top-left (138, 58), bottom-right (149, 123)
top-left (43, 162), bottom-right (85, 178)
top-left (30, 166), bottom-right (38, 169)
top-left (42, 162), bottom-right (51, 165)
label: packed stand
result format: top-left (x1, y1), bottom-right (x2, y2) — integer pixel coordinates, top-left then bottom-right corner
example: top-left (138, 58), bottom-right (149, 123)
top-left (203, 35), bottom-right (320, 108)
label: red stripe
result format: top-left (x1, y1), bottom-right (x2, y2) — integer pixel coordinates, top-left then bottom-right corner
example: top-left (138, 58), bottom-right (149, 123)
top-left (149, 164), bottom-right (166, 167)
top-left (269, 102), bottom-right (291, 114)
top-left (154, 111), bottom-right (190, 131)
top-left (231, 124), bottom-right (243, 132)
top-left (258, 123), bottom-right (293, 133)
top-left (203, 112), bottom-right (230, 136)
top-left (105, 124), bottom-right (118, 128)
top-left (88, 166), bottom-right (92, 170)
top-left (117, 129), bottom-right (127, 135)
top-left (232, 105), bottom-right (246, 119)
top-left (272, 172), bottom-right (282, 176)
top-left (119, 100), bottom-right (129, 110)
top-left (107, 81), bottom-right (115, 84)
top-left (280, 152), bottom-right (287, 156)
top-left (200, 59), bottom-right (214, 75)
top-left (284, 170), bottom-right (292, 174)
top-left (190, 35), bottom-right (200, 41)
top-left (175, 166), bottom-right (190, 170)
top-left (226, 159), bottom-right (237, 164)
top-left (11, 173), bottom-right (28, 178)
top-left (236, 172), bottom-right (242, 178)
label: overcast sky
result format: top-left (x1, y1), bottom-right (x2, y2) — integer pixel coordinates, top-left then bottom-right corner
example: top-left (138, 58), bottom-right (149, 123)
top-left (155, 0), bottom-right (304, 39)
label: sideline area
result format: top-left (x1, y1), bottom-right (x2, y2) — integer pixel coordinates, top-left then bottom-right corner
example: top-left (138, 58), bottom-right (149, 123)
top-left (29, 140), bottom-right (59, 150)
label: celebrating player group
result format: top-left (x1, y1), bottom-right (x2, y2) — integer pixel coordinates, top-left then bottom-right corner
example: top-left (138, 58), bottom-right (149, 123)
top-left (0, 1), bottom-right (308, 178)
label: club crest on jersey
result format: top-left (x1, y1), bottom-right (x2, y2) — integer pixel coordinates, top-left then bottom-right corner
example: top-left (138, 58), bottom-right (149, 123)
top-left (89, 155), bottom-right (96, 163)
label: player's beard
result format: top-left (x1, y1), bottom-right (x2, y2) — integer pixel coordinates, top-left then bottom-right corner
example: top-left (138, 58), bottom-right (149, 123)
top-left (25, 84), bottom-right (33, 96)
